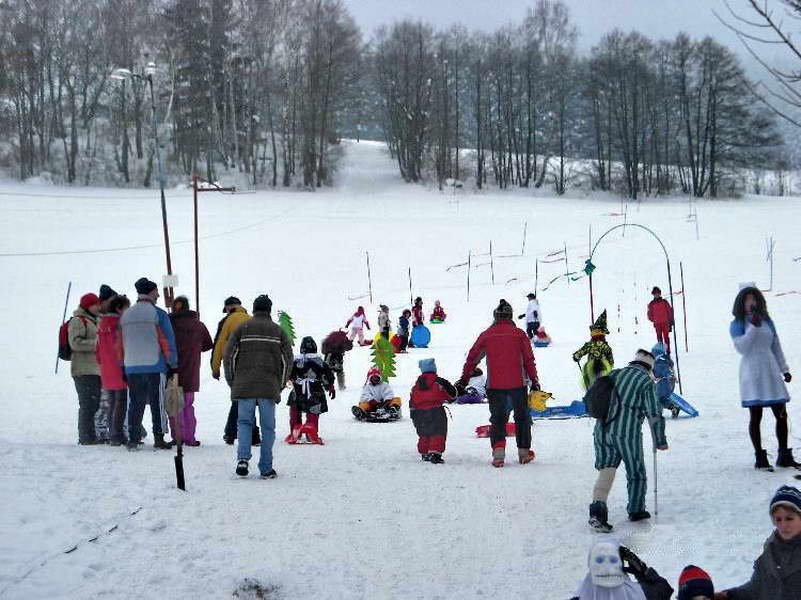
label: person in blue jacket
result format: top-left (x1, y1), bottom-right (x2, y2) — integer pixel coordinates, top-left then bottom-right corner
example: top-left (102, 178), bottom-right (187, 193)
top-left (651, 343), bottom-right (678, 418)
top-left (120, 277), bottom-right (178, 451)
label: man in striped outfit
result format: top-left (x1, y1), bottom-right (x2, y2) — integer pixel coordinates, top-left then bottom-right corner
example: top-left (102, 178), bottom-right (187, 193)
top-left (589, 349), bottom-right (668, 531)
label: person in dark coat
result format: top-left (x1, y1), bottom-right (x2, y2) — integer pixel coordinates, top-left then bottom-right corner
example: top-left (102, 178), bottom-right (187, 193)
top-left (169, 296), bottom-right (213, 445)
top-left (286, 336), bottom-right (336, 443)
top-left (718, 485), bottom-right (801, 599)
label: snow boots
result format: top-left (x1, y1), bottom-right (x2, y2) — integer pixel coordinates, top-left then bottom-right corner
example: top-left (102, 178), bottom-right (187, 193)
top-left (755, 449), bottom-right (774, 472)
top-left (492, 446), bottom-right (505, 468)
top-left (519, 449), bottom-right (535, 464)
top-left (588, 501), bottom-right (613, 533)
top-left (285, 424), bottom-right (324, 445)
top-left (628, 510), bottom-right (651, 522)
top-left (236, 460), bottom-right (248, 477)
top-left (153, 434), bottom-right (171, 450)
top-left (422, 452), bottom-right (444, 464)
top-left (776, 448), bottom-right (801, 469)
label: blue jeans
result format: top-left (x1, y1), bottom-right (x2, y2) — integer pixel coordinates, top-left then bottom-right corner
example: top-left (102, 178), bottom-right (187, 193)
top-left (237, 399), bottom-right (276, 474)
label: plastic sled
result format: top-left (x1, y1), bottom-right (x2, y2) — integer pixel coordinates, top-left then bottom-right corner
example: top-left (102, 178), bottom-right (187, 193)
top-left (410, 325), bottom-right (431, 348)
top-left (352, 404), bottom-right (402, 423)
top-left (476, 422), bottom-right (517, 438)
top-left (669, 392), bottom-right (699, 418)
top-left (430, 319), bottom-right (444, 324)
top-left (456, 392), bottom-right (486, 404)
top-left (533, 340), bottom-right (551, 347)
top-left (531, 400), bottom-right (588, 420)
top-left (390, 335), bottom-right (403, 352)
top-left (284, 424), bottom-right (324, 445)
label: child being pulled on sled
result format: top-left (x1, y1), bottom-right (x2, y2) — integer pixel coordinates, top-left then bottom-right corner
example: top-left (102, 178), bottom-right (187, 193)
top-left (652, 342), bottom-right (679, 418)
top-left (352, 367), bottom-right (401, 420)
top-left (455, 367), bottom-right (487, 404)
top-left (410, 359), bottom-right (457, 463)
top-left (286, 336), bottom-right (336, 443)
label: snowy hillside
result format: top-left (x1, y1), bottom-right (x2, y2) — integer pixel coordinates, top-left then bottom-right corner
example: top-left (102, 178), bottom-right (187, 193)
top-left (1, 140), bottom-right (800, 598)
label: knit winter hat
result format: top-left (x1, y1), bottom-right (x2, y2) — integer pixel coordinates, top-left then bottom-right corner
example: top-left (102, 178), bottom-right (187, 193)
top-left (770, 485), bottom-right (801, 515)
top-left (79, 293), bottom-right (100, 309)
top-left (677, 565), bottom-right (714, 600)
top-left (98, 284), bottom-right (117, 301)
top-left (527, 292), bottom-right (536, 300)
top-left (493, 300), bottom-right (513, 321)
top-left (300, 336), bottom-right (317, 354)
top-left (651, 286), bottom-right (661, 295)
top-left (134, 277), bottom-right (158, 295)
top-left (418, 358), bottom-right (437, 374)
top-left (253, 294), bottom-right (272, 313)
top-left (366, 367), bottom-right (382, 382)
top-left (651, 342), bottom-right (667, 357)
top-left (223, 296), bottom-right (241, 312)
top-left (632, 349), bottom-right (655, 370)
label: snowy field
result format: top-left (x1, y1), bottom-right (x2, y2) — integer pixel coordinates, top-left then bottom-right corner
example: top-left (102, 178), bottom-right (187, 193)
top-left (1, 141), bottom-right (801, 598)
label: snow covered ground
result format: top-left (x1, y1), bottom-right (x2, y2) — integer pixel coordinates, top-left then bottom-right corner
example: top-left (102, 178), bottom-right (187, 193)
top-left (1, 140), bottom-right (801, 598)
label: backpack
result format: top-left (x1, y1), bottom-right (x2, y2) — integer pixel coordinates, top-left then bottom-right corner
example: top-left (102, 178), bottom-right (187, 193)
top-left (58, 316), bottom-right (86, 361)
top-left (583, 369), bottom-right (618, 423)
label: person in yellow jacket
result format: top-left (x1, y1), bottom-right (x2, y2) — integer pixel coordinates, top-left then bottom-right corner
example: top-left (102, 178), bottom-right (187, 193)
top-left (211, 296), bottom-right (258, 445)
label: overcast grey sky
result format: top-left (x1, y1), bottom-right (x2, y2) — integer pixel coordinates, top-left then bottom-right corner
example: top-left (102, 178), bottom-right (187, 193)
top-left (342, 0), bottom-right (790, 72)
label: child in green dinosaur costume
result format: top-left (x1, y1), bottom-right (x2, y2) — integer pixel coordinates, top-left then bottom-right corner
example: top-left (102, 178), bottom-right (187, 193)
top-left (573, 310), bottom-right (614, 390)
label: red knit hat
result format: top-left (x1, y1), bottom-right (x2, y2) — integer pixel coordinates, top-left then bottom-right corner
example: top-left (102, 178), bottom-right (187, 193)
top-left (366, 367), bottom-right (381, 382)
top-left (79, 293), bottom-right (100, 309)
top-left (678, 565), bottom-right (714, 600)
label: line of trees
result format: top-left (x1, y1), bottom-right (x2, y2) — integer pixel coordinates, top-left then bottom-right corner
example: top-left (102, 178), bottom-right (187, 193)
top-left (0, 0), bottom-right (360, 187)
top-left (0, 0), bottom-right (788, 196)
top-left (371, 1), bottom-right (785, 197)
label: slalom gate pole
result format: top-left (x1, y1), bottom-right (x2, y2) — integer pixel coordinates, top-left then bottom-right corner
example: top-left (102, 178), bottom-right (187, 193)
top-left (408, 267), bottom-right (413, 306)
top-left (467, 251), bottom-right (472, 302)
top-left (490, 241), bottom-right (495, 285)
top-left (366, 251), bottom-right (373, 304)
top-left (680, 261), bottom-right (688, 353)
top-left (55, 281), bottom-right (72, 375)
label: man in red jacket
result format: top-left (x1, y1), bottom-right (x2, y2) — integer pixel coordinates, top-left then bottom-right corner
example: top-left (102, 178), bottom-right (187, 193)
top-left (647, 286), bottom-right (674, 354)
top-left (459, 300), bottom-right (540, 468)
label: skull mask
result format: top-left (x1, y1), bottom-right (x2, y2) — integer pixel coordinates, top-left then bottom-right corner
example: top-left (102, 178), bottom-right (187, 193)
top-left (589, 541), bottom-right (625, 588)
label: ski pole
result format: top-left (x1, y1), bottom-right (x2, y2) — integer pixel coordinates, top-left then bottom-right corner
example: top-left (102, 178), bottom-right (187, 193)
top-left (55, 281), bottom-right (72, 375)
top-left (653, 447), bottom-right (658, 517)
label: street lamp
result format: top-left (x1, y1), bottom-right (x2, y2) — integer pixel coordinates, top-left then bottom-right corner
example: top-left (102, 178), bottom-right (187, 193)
top-left (110, 62), bottom-right (176, 307)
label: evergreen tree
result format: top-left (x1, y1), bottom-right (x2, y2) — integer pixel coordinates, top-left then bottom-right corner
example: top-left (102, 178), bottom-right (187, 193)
top-left (277, 311), bottom-right (296, 347)
top-left (370, 336), bottom-right (396, 382)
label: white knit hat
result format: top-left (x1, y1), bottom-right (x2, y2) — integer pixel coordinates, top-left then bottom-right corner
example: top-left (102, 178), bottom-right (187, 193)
top-left (632, 349), bottom-right (655, 370)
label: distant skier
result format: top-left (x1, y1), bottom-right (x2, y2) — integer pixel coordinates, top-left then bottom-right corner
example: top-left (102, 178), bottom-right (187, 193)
top-left (588, 349), bottom-right (667, 532)
top-left (647, 286), bottom-right (674, 354)
top-left (573, 310), bottom-right (614, 390)
top-left (518, 292), bottom-right (541, 339)
top-left (346, 306), bottom-right (370, 345)
top-left (410, 359), bottom-right (457, 464)
top-left (286, 336), bottom-right (336, 444)
top-left (730, 284), bottom-right (796, 471)
top-left (430, 300), bottom-right (447, 322)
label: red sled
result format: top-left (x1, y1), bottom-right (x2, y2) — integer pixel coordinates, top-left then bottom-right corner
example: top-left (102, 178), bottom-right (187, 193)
top-left (284, 424), bottom-right (324, 445)
top-left (475, 422), bottom-right (517, 438)
top-left (390, 335), bottom-right (402, 352)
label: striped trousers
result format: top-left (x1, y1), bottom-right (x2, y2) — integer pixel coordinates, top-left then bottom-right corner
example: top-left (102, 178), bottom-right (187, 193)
top-left (593, 426), bottom-right (647, 514)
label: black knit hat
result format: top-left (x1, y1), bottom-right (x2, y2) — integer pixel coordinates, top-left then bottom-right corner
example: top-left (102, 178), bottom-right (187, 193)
top-left (134, 277), bottom-right (158, 295)
top-left (253, 294), bottom-right (272, 313)
top-left (652, 286), bottom-right (661, 295)
top-left (300, 336), bottom-right (317, 354)
top-left (98, 284), bottom-right (117, 301)
top-left (223, 296), bottom-right (242, 313)
top-left (493, 300), bottom-right (513, 321)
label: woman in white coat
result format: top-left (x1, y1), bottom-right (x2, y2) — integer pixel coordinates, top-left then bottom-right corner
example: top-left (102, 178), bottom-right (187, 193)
top-left (730, 285), bottom-right (795, 471)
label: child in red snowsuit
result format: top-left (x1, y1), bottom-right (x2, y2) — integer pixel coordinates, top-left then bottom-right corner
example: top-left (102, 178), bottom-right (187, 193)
top-left (410, 358), bottom-right (456, 464)
top-left (430, 300), bottom-right (447, 322)
top-left (647, 286), bottom-right (674, 354)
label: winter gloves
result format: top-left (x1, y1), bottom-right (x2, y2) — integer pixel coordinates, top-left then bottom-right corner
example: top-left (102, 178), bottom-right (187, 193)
top-left (327, 384), bottom-right (336, 399)
top-left (785, 372), bottom-right (793, 383)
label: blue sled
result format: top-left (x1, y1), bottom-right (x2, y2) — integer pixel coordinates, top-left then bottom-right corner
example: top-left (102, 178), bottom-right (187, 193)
top-left (410, 325), bottom-right (431, 348)
top-left (669, 392), bottom-right (698, 418)
top-left (531, 400), bottom-right (588, 420)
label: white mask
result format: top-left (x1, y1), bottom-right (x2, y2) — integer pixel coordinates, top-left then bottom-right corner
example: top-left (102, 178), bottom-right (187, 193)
top-left (589, 542), bottom-right (625, 588)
